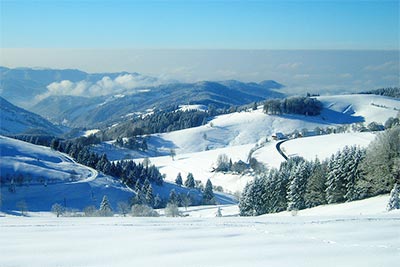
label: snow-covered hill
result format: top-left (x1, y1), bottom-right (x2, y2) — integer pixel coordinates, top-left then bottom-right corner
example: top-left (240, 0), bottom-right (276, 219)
top-left (0, 97), bottom-right (62, 135)
top-left (280, 132), bottom-right (376, 161)
top-left (317, 94), bottom-right (400, 124)
top-left (148, 94), bottom-right (399, 155)
top-left (92, 94), bottom-right (398, 192)
top-left (0, 136), bottom-right (236, 212)
top-left (0, 136), bottom-right (134, 211)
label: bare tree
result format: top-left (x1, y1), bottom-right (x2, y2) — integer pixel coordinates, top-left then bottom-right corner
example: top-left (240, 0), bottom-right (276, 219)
top-left (51, 203), bottom-right (65, 217)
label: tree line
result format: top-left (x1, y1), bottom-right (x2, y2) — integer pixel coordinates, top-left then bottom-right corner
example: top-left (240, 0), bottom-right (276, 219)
top-left (263, 96), bottom-right (322, 116)
top-left (359, 87), bottom-right (400, 99)
top-left (240, 126), bottom-right (400, 216)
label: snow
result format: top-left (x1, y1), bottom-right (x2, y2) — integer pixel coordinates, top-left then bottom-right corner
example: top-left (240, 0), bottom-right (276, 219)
top-left (83, 129), bottom-right (100, 137)
top-left (94, 94), bottom-right (398, 192)
top-left (134, 144), bottom-right (254, 193)
top-left (0, 136), bottom-right (134, 211)
top-left (280, 132), bottom-right (376, 161)
top-left (178, 104), bottom-right (208, 112)
top-left (0, 136), bottom-right (237, 212)
top-left (317, 94), bottom-right (400, 124)
top-left (0, 195), bottom-right (399, 267)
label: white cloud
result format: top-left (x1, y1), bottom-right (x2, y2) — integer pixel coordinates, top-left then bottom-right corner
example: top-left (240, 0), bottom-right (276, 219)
top-left (339, 73), bottom-right (352, 79)
top-left (364, 61), bottom-right (398, 72)
top-left (294, 74), bottom-right (310, 79)
top-left (37, 74), bottom-right (164, 101)
top-left (277, 62), bottom-right (302, 70)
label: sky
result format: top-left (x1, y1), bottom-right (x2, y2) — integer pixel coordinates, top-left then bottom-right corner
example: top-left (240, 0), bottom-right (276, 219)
top-left (0, 0), bottom-right (399, 93)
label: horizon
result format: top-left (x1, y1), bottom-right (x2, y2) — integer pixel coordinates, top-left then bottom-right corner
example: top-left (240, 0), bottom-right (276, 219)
top-left (1, 1), bottom-right (399, 93)
top-left (1, 49), bottom-right (399, 95)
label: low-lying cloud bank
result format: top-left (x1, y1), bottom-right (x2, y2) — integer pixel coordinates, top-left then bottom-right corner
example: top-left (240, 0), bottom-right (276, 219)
top-left (37, 73), bottom-right (164, 101)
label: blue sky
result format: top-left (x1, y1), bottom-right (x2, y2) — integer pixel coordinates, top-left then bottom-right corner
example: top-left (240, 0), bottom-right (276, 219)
top-left (0, 1), bottom-right (399, 92)
top-left (1, 0), bottom-right (399, 49)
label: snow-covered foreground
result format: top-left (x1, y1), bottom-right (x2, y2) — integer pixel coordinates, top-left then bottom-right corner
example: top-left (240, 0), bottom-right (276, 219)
top-left (1, 195), bottom-right (399, 267)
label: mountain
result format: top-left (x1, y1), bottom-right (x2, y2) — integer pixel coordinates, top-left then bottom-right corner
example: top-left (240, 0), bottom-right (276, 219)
top-left (0, 96), bottom-right (63, 136)
top-left (32, 79), bottom-right (284, 128)
top-left (0, 66), bottom-right (158, 109)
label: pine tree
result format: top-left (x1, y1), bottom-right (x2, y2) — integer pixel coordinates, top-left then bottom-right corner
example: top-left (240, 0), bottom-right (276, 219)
top-left (184, 173), bottom-right (195, 188)
top-left (134, 180), bottom-right (141, 193)
top-left (287, 161), bottom-right (309, 211)
top-left (251, 176), bottom-right (268, 215)
top-left (305, 159), bottom-right (327, 208)
top-left (145, 183), bottom-right (154, 207)
top-left (203, 179), bottom-right (216, 205)
top-left (344, 146), bottom-right (365, 201)
top-left (168, 189), bottom-right (178, 205)
top-left (175, 172), bottom-right (183, 186)
top-left (154, 194), bottom-right (162, 209)
top-left (387, 183), bottom-right (400, 211)
top-left (239, 182), bottom-right (255, 216)
top-left (99, 195), bottom-right (113, 216)
top-left (325, 152), bottom-right (346, 204)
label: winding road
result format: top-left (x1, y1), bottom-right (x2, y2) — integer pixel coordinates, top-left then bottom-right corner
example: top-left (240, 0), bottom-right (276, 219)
top-left (276, 140), bottom-right (289, 160)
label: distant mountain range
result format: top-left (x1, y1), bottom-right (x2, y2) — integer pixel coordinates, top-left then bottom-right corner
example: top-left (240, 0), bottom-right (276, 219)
top-left (0, 96), bottom-right (62, 136)
top-left (0, 67), bottom-right (285, 128)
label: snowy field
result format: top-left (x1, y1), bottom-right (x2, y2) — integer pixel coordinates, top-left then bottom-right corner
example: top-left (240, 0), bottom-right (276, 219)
top-left (280, 132), bottom-right (376, 162)
top-left (1, 196), bottom-right (399, 267)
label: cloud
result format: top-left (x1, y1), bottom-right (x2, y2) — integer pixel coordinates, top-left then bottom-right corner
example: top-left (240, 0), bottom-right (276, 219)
top-left (294, 74), bottom-right (310, 79)
top-left (364, 61), bottom-right (398, 72)
top-left (36, 74), bottom-right (164, 101)
top-left (339, 73), bottom-right (352, 79)
top-left (277, 62), bottom-right (302, 70)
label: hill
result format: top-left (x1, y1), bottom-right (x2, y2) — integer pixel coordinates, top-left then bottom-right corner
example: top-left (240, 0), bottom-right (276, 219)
top-left (0, 136), bottom-right (236, 212)
top-left (92, 94), bottom-right (399, 192)
top-left (0, 96), bottom-right (62, 136)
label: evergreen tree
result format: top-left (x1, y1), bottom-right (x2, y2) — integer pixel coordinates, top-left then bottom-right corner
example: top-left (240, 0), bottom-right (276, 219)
top-left (99, 195), bottom-right (113, 216)
top-left (387, 183), bottom-right (400, 211)
top-left (287, 161), bottom-right (309, 211)
top-left (203, 179), bottom-right (216, 205)
top-left (168, 189), bottom-right (178, 205)
top-left (184, 173), bottom-right (195, 188)
top-left (134, 180), bottom-right (141, 193)
top-left (154, 194), bottom-right (162, 209)
top-left (305, 159), bottom-right (327, 208)
top-left (359, 127), bottom-right (400, 196)
top-left (175, 172), bottom-right (183, 186)
top-left (145, 183), bottom-right (154, 207)
top-left (326, 152), bottom-right (346, 204)
top-left (344, 146), bottom-right (365, 201)
top-left (239, 182), bottom-right (255, 216)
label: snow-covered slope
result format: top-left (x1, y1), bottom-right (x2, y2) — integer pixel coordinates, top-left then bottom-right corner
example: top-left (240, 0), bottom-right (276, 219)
top-left (279, 132), bottom-right (376, 162)
top-left (0, 195), bottom-right (398, 267)
top-left (0, 136), bottom-right (236, 212)
top-left (147, 94), bottom-right (399, 155)
top-left (318, 94), bottom-right (400, 124)
top-left (0, 136), bottom-right (133, 211)
top-left (94, 94), bottom-right (398, 192)
top-left (0, 96), bottom-right (62, 135)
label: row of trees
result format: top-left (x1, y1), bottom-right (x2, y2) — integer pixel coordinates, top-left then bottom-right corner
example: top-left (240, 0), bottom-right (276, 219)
top-left (114, 136), bottom-right (148, 151)
top-left (102, 109), bottom-right (211, 139)
top-left (263, 96), bottom-right (323, 116)
top-left (240, 126), bottom-right (400, 215)
top-left (360, 87), bottom-right (400, 99)
top-left (50, 137), bottom-right (164, 187)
